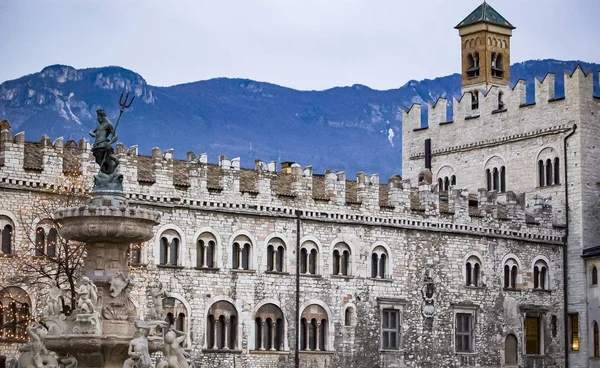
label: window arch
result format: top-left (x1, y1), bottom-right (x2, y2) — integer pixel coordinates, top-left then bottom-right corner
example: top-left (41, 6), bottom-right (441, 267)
top-left (485, 156), bottom-right (507, 193)
top-left (130, 243), bottom-right (143, 265)
top-left (163, 296), bottom-right (188, 346)
top-left (0, 287), bottom-right (31, 342)
top-left (35, 227), bottom-right (45, 256)
top-left (465, 255), bottom-right (482, 287)
top-left (537, 148), bottom-right (560, 187)
top-left (370, 246), bottom-right (389, 279)
top-left (232, 235), bottom-right (252, 270)
top-left (466, 52), bottom-right (480, 78)
top-left (471, 90), bottom-right (479, 110)
top-left (254, 303), bottom-right (285, 351)
top-left (491, 52), bottom-right (504, 78)
top-left (300, 304), bottom-right (329, 351)
top-left (533, 259), bottom-right (549, 290)
top-left (46, 228), bottom-right (58, 258)
top-left (197, 232), bottom-right (217, 269)
top-left (266, 237), bottom-right (286, 273)
top-left (300, 240), bottom-right (319, 275)
top-left (207, 301), bottom-right (238, 350)
top-left (595, 321), bottom-right (600, 357)
top-left (343, 304), bottom-right (357, 327)
top-left (0, 216), bottom-right (14, 255)
top-left (592, 266), bottom-right (598, 286)
top-left (159, 230), bottom-right (181, 266)
top-left (503, 258), bottom-right (519, 289)
top-left (332, 242), bottom-right (351, 276)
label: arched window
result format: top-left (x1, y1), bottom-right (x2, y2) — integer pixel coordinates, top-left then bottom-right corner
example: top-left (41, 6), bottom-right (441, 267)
top-left (130, 243), bottom-right (142, 264)
top-left (486, 169), bottom-right (492, 191)
top-left (592, 266), bottom-right (598, 286)
top-left (370, 246), bottom-right (389, 279)
top-left (595, 321), bottom-right (600, 357)
top-left (451, 175), bottom-right (456, 186)
top-left (1, 219), bottom-right (13, 255)
top-left (438, 178), bottom-right (443, 189)
top-left (300, 304), bottom-right (329, 351)
top-left (533, 260), bottom-right (549, 290)
top-left (163, 297), bottom-right (188, 346)
top-left (538, 160), bottom-right (545, 187)
top-left (254, 304), bottom-right (285, 351)
top-left (492, 53), bottom-right (504, 77)
top-left (503, 258), bottom-right (519, 289)
top-left (207, 301), bottom-right (238, 350)
top-left (0, 287), bottom-right (31, 342)
top-left (300, 241), bottom-right (319, 275)
top-left (465, 256), bottom-right (482, 287)
top-left (35, 227), bottom-right (45, 256)
top-left (466, 52), bottom-right (480, 78)
top-left (500, 166), bottom-right (506, 192)
top-left (505, 334), bottom-right (518, 365)
top-left (197, 232), bottom-right (217, 269)
top-left (266, 238), bottom-right (286, 273)
top-left (471, 90), bottom-right (479, 110)
top-left (158, 230), bottom-right (181, 266)
top-left (344, 306), bottom-right (356, 327)
top-left (554, 158), bottom-right (560, 184)
top-left (498, 91), bottom-right (505, 110)
top-left (232, 235), bottom-right (252, 270)
top-left (332, 242), bottom-right (351, 276)
top-left (46, 228), bottom-right (58, 258)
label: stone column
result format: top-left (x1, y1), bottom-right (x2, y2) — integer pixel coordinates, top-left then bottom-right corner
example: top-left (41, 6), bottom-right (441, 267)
top-left (316, 321), bottom-right (321, 350)
top-left (270, 322), bottom-right (276, 350)
top-left (212, 319), bottom-right (218, 349)
top-left (224, 317), bottom-right (230, 350)
top-left (260, 321), bottom-right (266, 350)
top-left (202, 244), bottom-right (208, 268)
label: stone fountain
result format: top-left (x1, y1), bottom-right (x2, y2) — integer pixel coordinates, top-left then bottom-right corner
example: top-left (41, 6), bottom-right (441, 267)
top-left (13, 106), bottom-right (193, 368)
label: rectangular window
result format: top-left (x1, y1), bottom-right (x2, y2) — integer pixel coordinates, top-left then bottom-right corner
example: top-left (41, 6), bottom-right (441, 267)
top-left (525, 316), bottom-right (541, 355)
top-left (569, 314), bottom-right (579, 351)
top-left (381, 309), bottom-right (400, 350)
top-left (455, 313), bottom-right (473, 352)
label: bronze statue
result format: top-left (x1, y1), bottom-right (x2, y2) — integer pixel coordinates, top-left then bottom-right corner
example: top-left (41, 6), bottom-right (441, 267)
top-left (89, 109), bottom-right (120, 176)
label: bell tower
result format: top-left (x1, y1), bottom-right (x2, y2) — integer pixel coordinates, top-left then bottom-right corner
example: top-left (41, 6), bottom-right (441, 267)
top-left (455, 2), bottom-right (515, 93)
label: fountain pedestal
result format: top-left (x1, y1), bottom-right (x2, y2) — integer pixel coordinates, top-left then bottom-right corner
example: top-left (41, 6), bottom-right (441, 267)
top-left (44, 191), bottom-right (161, 368)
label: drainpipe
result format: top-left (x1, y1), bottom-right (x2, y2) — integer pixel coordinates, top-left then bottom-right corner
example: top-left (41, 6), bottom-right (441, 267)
top-left (563, 124), bottom-right (577, 368)
top-left (295, 210), bottom-right (302, 368)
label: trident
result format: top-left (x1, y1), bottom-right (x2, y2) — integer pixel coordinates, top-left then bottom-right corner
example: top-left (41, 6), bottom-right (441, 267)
top-left (97, 91), bottom-right (135, 172)
top-left (114, 91), bottom-right (135, 132)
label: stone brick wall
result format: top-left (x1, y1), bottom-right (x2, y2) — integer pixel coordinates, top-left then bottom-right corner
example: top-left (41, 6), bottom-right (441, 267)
top-left (0, 145), bottom-right (565, 367)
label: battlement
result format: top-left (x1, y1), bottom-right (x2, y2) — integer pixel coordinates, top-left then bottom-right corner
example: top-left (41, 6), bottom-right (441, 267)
top-left (0, 121), bottom-right (563, 243)
top-left (402, 67), bottom-right (598, 134)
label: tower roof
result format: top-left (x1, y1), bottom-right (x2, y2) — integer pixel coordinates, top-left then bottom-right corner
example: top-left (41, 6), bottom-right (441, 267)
top-left (455, 2), bottom-right (515, 30)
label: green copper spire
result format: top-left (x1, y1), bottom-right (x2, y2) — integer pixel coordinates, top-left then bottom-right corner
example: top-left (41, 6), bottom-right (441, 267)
top-left (455, 2), bottom-right (515, 29)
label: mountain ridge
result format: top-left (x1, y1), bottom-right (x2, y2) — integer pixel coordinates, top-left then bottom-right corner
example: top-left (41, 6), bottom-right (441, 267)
top-left (1, 59), bottom-right (598, 179)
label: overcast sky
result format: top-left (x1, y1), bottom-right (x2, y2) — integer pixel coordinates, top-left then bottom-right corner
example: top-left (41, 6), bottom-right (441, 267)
top-left (1, 0), bottom-right (599, 90)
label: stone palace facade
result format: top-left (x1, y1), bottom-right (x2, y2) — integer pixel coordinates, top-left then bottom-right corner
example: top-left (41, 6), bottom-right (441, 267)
top-left (1, 3), bottom-right (599, 368)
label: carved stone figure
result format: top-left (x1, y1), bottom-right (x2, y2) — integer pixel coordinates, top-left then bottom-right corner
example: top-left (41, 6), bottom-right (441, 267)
top-left (123, 322), bottom-right (152, 368)
top-left (76, 276), bottom-right (98, 313)
top-left (46, 280), bottom-right (63, 316)
top-left (109, 272), bottom-right (133, 298)
top-left (57, 355), bottom-right (78, 368)
top-left (149, 281), bottom-right (166, 320)
top-left (421, 274), bottom-right (437, 319)
top-left (156, 329), bottom-right (188, 368)
top-left (14, 324), bottom-right (60, 368)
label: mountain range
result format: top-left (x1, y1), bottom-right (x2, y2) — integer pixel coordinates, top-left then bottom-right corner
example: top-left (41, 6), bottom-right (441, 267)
top-left (0, 59), bottom-right (599, 179)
